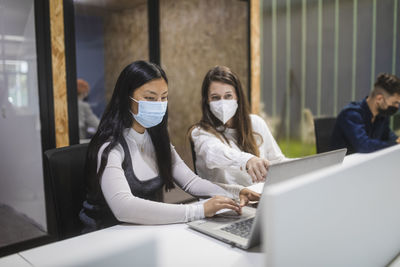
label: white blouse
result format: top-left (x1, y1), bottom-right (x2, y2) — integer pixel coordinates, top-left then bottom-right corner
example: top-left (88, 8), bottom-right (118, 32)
top-left (98, 128), bottom-right (243, 225)
top-left (191, 114), bottom-right (287, 186)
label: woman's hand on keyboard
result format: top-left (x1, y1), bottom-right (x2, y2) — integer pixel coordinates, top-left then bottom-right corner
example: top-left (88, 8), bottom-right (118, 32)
top-left (204, 196), bottom-right (242, 217)
top-left (239, 188), bottom-right (261, 207)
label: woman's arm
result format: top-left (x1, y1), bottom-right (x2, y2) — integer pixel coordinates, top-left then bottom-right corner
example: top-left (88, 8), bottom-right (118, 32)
top-left (191, 127), bottom-right (254, 171)
top-left (192, 125), bottom-right (272, 183)
top-left (99, 146), bottom-right (203, 224)
top-left (171, 148), bottom-right (260, 210)
top-left (171, 146), bottom-right (242, 198)
top-left (99, 145), bottom-right (242, 224)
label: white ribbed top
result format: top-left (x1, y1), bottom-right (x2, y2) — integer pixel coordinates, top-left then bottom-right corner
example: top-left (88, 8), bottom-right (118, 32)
top-left (98, 128), bottom-right (243, 224)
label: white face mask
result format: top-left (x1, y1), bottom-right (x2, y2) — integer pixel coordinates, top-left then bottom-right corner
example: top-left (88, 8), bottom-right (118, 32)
top-left (209, 99), bottom-right (238, 124)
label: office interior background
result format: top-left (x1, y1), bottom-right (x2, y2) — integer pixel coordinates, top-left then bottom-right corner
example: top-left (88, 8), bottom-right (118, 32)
top-left (0, 0), bottom-right (399, 256)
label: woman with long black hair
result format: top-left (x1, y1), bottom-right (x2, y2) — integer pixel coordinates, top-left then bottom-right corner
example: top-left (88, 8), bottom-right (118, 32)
top-left (79, 61), bottom-right (259, 232)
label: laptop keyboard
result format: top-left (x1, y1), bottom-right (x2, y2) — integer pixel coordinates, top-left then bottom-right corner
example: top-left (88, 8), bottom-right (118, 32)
top-left (221, 217), bottom-right (254, 239)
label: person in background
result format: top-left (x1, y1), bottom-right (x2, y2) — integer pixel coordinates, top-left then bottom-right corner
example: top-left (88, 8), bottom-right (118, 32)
top-left (77, 78), bottom-right (100, 140)
top-left (79, 61), bottom-right (259, 232)
top-left (189, 66), bottom-right (288, 187)
top-left (330, 73), bottom-right (400, 154)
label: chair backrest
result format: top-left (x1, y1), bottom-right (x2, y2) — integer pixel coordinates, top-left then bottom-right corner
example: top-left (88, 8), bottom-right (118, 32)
top-left (189, 139), bottom-right (198, 174)
top-left (314, 117), bottom-right (337, 154)
top-left (44, 143), bottom-right (88, 240)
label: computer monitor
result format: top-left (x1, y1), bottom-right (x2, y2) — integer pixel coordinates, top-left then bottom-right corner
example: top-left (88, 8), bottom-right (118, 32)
top-left (263, 145), bottom-right (400, 267)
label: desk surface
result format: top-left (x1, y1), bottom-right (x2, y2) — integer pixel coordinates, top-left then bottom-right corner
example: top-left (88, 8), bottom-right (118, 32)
top-left (6, 147), bottom-right (400, 267)
top-left (0, 254), bottom-right (31, 267)
top-left (18, 224), bottom-right (263, 267)
top-left (9, 213), bottom-right (400, 267)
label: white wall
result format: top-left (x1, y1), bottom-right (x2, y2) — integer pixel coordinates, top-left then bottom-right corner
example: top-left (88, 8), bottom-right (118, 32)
top-left (0, 0), bottom-right (47, 230)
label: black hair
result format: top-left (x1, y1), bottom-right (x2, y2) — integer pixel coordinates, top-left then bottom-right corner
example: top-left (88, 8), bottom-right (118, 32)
top-left (373, 73), bottom-right (400, 96)
top-left (85, 61), bottom-right (174, 202)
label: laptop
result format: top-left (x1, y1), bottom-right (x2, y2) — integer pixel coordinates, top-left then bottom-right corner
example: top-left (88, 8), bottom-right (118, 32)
top-left (187, 148), bottom-right (347, 249)
top-left (263, 145), bottom-right (400, 266)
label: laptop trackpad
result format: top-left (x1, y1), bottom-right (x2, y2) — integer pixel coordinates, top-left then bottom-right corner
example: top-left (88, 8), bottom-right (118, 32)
top-left (212, 211), bottom-right (242, 222)
top-left (211, 207), bottom-right (256, 222)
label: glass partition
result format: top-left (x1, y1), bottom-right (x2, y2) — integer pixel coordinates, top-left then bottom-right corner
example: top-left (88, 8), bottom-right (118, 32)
top-left (73, 0), bottom-right (148, 143)
top-left (0, 0), bottom-right (47, 249)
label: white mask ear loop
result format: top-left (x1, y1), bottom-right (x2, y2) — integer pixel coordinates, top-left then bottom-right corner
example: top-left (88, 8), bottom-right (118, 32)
top-left (129, 97), bottom-right (139, 115)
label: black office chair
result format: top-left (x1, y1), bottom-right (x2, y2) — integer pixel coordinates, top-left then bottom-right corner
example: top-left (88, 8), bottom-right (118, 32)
top-left (44, 143), bottom-right (88, 240)
top-left (314, 117), bottom-right (337, 154)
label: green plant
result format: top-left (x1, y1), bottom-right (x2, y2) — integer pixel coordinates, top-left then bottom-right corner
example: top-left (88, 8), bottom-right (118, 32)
top-left (277, 139), bottom-right (316, 158)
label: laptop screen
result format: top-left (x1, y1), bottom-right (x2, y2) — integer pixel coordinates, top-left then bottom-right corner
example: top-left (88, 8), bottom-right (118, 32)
top-left (263, 145), bottom-right (400, 267)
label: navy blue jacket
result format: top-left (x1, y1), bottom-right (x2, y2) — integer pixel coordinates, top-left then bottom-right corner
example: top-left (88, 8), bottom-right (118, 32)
top-left (330, 98), bottom-right (398, 154)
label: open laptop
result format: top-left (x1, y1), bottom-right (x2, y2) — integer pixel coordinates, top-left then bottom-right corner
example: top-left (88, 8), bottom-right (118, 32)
top-left (187, 148), bottom-right (347, 249)
top-left (263, 145), bottom-right (400, 266)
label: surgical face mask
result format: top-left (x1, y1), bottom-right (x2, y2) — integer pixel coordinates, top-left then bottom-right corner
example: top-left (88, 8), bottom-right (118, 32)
top-left (378, 105), bottom-right (398, 116)
top-left (130, 97), bottom-right (168, 128)
top-left (378, 98), bottom-right (399, 117)
top-left (209, 99), bottom-right (238, 124)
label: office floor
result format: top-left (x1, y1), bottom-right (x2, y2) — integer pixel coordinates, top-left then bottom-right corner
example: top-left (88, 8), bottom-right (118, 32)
top-left (0, 204), bottom-right (46, 248)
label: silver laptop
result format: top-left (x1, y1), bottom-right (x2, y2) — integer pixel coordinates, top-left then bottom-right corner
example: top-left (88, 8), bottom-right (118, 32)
top-left (263, 145), bottom-right (400, 266)
top-left (187, 148), bottom-right (347, 249)
top-left (266, 148), bottom-right (347, 185)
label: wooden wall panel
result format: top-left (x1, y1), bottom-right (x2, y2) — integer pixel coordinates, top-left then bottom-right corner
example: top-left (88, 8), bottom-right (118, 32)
top-left (160, 0), bottom-right (248, 165)
top-left (103, 4), bottom-right (149, 101)
top-left (49, 0), bottom-right (69, 147)
top-left (250, 0), bottom-right (261, 114)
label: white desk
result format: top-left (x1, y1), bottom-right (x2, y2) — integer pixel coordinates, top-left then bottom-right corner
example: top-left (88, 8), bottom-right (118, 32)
top-left (18, 224), bottom-right (263, 267)
top-left (0, 254), bottom-right (31, 267)
top-left (12, 145), bottom-right (400, 267)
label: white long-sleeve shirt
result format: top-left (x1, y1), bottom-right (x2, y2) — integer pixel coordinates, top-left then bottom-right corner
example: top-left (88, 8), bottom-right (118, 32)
top-left (98, 128), bottom-right (243, 225)
top-left (191, 114), bottom-right (287, 186)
